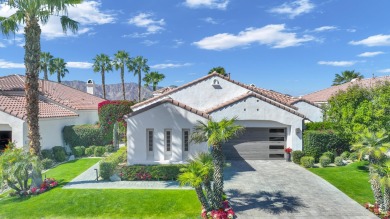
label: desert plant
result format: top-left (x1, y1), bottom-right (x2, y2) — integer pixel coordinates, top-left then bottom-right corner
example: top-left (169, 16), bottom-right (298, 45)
top-left (319, 155), bottom-right (331, 168)
top-left (292, 150), bottom-right (305, 164)
top-left (41, 158), bottom-right (55, 169)
top-left (322, 151), bottom-right (335, 163)
top-left (334, 156), bottom-right (344, 166)
top-left (340, 151), bottom-right (350, 160)
top-left (300, 156), bottom-right (315, 168)
top-left (52, 146), bottom-right (67, 162)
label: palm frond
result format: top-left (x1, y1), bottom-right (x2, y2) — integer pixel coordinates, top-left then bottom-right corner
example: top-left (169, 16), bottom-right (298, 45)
top-left (60, 16), bottom-right (79, 33)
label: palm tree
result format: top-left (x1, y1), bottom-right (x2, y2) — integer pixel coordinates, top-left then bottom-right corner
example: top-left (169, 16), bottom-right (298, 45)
top-left (208, 66), bottom-right (227, 76)
top-left (191, 117), bottom-right (244, 209)
top-left (40, 52), bottom-right (53, 80)
top-left (0, 1), bottom-right (80, 166)
top-left (93, 54), bottom-right (112, 99)
top-left (113, 50), bottom-right (130, 100)
top-left (178, 160), bottom-right (211, 211)
top-left (352, 130), bottom-right (390, 209)
top-left (194, 152), bottom-right (214, 209)
top-left (143, 71), bottom-right (165, 91)
top-left (128, 56), bottom-right (149, 102)
top-left (49, 58), bottom-right (68, 83)
top-left (332, 70), bottom-right (364, 86)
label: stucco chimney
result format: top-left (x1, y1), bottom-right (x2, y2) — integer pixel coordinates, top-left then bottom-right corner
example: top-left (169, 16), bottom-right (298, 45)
top-left (86, 79), bottom-right (95, 95)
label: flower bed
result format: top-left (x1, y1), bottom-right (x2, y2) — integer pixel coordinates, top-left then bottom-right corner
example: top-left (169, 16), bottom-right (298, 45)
top-left (364, 202), bottom-right (390, 219)
top-left (201, 200), bottom-right (235, 219)
top-left (10, 178), bottom-right (58, 197)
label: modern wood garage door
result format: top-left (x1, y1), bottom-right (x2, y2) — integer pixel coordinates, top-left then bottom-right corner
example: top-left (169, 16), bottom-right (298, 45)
top-left (223, 128), bottom-right (286, 160)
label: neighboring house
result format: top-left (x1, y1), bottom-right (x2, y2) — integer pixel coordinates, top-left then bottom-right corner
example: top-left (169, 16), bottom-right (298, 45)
top-left (303, 76), bottom-right (390, 105)
top-left (0, 75), bottom-right (105, 150)
top-left (125, 73), bottom-right (322, 164)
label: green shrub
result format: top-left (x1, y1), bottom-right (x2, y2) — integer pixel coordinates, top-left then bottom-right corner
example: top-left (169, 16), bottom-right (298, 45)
top-left (52, 146), bottom-right (67, 162)
top-left (105, 144), bottom-right (115, 153)
top-left (305, 122), bottom-right (334, 131)
top-left (303, 130), bottom-right (350, 161)
top-left (85, 147), bottom-right (94, 156)
top-left (94, 146), bottom-right (106, 157)
top-left (292, 150), bottom-right (305, 164)
top-left (41, 158), bottom-right (54, 169)
top-left (63, 124), bottom-right (109, 147)
top-left (319, 155), bottom-right (331, 168)
top-left (340, 151), bottom-right (350, 160)
top-left (119, 164), bottom-right (186, 181)
top-left (41, 149), bottom-right (54, 160)
top-left (99, 148), bottom-right (127, 180)
top-left (72, 146), bottom-right (85, 157)
top-left (349, 152), bottom-right (358, 161)
top-left (322, 151), bottom-right (335, 163)
top-left (300, 156), bottom-right (315, 168)
top-left (334, 156), bottom-right (344, 166)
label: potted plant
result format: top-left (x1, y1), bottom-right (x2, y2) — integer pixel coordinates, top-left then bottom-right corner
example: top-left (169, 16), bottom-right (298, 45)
top-left (284, 147), bottom-right (292, 162)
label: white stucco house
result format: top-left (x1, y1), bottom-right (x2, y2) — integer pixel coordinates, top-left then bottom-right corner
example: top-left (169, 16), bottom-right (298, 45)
top-left (0, 75), bottom-right (105, 150)
top-left (125, 73), bottom-right (322, 164)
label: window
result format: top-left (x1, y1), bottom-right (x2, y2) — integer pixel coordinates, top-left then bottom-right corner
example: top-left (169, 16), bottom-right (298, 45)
top-left (147, 129), bottom-right (153, 151)
top-left (165, 130), bottom-right (172, 152)
top-left (183, 129), bottom-right (190, 152)
top-left (269, 137), bottom-right (285, 141)
top-left (269, 145), bottom-right (284, 150)
top-left (269, 128), bottom-right (285, 133)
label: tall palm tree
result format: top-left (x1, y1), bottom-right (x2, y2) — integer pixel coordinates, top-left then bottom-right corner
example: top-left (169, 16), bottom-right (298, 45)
top-left (93, 54), bottom-right (112, 99)
top-left (113, 50), bottom-right (130, 100)
top-left (0, 0), bottom-right (80, 188)
top-left (40, 52), bottom-right (53, 80)
top-left (178, 160), bottom-right (211, 211)
top-left (208, 66), bottom-right (227, 76)
top-left (143, 71), bottom-right (165, 91)
top-left (0, 0), bottom-right (80, 160)
top-left (352, 130), bottom-right (390, 209)
top-left (128, 56), bottom-right (149, 102)
top-left (332, 70), bottom-right (364, 86)
top-left (49, 57), bottom-right (68, 83)
top-left (191, 117), bottom-right (244, 209)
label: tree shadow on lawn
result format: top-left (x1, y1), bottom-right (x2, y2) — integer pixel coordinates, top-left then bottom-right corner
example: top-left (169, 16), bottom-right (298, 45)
top-left (226, 189), bottom-right (308, 215)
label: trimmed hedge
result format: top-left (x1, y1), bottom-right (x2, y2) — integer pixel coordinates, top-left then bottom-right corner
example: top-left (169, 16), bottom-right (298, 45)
top-left (41, 149), bottom-right (54, 160)
top-left (41, 158), bottom-right (54, 169)
top-left (305, 122), bottom-right (334, 131)
top-left (319, 155), bottom-right (331, 168)
top-left (303, 130), bottom-right (349, 161)
top-left (119, 164), bottom-right (187, 181)
top-left (340, 151), bottom-right (350, 160)
top-left (94, 146), bottom-right (106, 157)
top-left (292, 150), bottom-right (305, 164)
top-left (72, 146), bottom-right (85, 157)
top-left (99, 147), bottom-right (127, 180)
top-left (301, 156), bottom-right (315, 168)
top-left (85, 147), bottom-right (94, 156)
top-left (322, 151), bottom-right (335, 163)
top-left (63, 124), bottom-right (109, 147)
top-left (334, 156), bottom-right (344, 166)
top-left (52, 146), bottom-right (67, 162)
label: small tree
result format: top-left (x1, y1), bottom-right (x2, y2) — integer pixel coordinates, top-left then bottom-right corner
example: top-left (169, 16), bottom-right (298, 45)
top-left (208, 66), bottom-right (227, 76)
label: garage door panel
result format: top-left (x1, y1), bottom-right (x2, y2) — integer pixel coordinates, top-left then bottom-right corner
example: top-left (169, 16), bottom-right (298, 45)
top-left (224, 128), bottom-right (286, 160)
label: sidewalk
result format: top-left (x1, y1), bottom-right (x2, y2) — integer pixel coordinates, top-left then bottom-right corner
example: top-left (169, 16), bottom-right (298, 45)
top-left (63, 162), bottom-right (192, 190)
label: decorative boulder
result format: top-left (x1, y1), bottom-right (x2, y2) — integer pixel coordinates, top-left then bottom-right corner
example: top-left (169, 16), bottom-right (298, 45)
top-left (110, 174), bottom-right (121, 182)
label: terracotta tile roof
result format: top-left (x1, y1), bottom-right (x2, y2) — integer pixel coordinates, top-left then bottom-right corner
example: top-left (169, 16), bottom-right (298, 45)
top-left (0, 93), bottom-right (78, 120)
top-left (0, 74), bottom-right (105, 110)
top-left (303, 76), bottom-right (390, 103)
top-left (132, 72), bottom-right (297, 110)
top-left (153, 87), bottom-right (176, 96)
top-left (204, 92), bottom-right (306, 118)
top-left (125, 98), bottom-right (210, 120)
top-left (288, 98), bottom-right (321, 108)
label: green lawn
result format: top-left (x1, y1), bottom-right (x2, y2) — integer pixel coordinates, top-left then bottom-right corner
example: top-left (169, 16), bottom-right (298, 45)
top-left (0, 158), bottom-right (200, 219)
top-left (309, 161), bottom-right (374, 204)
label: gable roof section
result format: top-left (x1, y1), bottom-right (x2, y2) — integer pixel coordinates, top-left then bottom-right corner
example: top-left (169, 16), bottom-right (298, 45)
top-left (125, 98), bottom-right (210, 120)
top-left (288, 98), bottom-right (321, 108)
top-left (0, 74), bottom-right (105, 110)
top-left (132, 72), bottom-right (298, 110)
top-left (204, 92), bottom-right (306, 118)
top-left (303, 76), bottom-right (390, 103)
top-left (0, 93), bottom-right (78, 120)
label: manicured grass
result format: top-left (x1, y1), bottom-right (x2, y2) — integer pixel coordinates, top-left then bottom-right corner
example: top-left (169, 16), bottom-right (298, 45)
top-left (309, 161), bottom-right (374, 204)
top-left (0, 158), bottom-right (200, 219)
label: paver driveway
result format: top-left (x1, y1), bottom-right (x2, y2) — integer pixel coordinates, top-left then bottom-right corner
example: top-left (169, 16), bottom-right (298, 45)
top-left (224, 160), bottom-right (377, 219)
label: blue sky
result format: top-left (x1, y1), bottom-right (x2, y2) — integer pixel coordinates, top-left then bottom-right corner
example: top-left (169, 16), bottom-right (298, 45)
top-left (1, 0), bottom-right (390, 96)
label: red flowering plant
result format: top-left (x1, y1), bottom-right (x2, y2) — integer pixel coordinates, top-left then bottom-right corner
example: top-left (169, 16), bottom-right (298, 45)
top-left (284, 147), bottom-right (292, 154)
top-left (201, 200), bottom-right (235, 219)
top-left (11, 178), bottom-right (59, 197)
